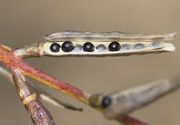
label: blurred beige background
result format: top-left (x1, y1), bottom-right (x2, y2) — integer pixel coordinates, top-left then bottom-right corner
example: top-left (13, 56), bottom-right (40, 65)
top-left (0, 0), bottom-right (180, 125)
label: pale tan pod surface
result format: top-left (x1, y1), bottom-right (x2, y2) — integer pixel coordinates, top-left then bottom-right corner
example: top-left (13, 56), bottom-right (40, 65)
top-left (42, 32), bottom-right (176, 57)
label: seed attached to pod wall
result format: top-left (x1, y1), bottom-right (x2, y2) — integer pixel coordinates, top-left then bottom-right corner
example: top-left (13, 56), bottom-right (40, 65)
top-left (134, 43), bottom-right (145, 49)
top-left (83, 42), bottom-right (94, 52)
top-left (108, 42), bottom-right (121, 51)
top-left (102, 96), bottom-right (112, 108)
top-left (96, 44), bottom-right (106, 51)
top-left (74, 45), bottom-right (83, 51)
top-left (62, 41), bottom-right (74, 52)
top-left (50, 43), bottom-right (61, 52)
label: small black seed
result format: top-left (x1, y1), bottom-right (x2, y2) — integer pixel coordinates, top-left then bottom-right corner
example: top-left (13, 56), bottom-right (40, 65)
top-left (83, 42), bottom-right (94, 52)
top-left (102, 96), bottom-right (112, 108)
top-left (108, 41), bottom-right (121, 51)
top-left (50, 43), bottom-right (61, 52)
top-left (62, 41), bottom-right (74, 52)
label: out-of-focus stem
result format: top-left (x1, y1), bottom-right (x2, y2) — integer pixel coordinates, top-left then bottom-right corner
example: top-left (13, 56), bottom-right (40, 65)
top-left (117, 115), bottom-right (148, 125)
top-left (10, 68), bottom-right (55, 125)
top-left (0, 65), bottom-right (83, 111)
top-left (89, 78), bottom-right (180, 120)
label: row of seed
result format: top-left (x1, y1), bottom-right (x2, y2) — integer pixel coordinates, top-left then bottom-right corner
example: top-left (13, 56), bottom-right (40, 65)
top-left (50, 41), bottom-right (121, 53)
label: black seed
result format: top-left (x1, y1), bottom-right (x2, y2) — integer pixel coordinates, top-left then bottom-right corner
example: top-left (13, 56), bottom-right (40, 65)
top-left (83, 42), bottom-right (94, 52)
top-left (102, 96), bottom-right (112, 108)
top-left (108, 41), bottom-right (121, 51)
top-left (50, 43), bottom-right (61, 52)
top-left (62, 41), bottom-right (74, 52)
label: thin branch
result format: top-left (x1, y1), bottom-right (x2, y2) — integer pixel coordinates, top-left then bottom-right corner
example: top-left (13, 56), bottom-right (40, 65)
top-left (0, 64), bottom-right (149, 125)
top-left (117, 115), bottom-right (148, 125)
top-left (0, 65), bottom-right (82, 111)
top-left (10, 68), bottom-right (55, 125)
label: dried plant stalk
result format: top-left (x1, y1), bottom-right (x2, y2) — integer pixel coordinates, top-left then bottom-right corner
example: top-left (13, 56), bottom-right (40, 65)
top-left (10, 68), bottom-right (55, 125)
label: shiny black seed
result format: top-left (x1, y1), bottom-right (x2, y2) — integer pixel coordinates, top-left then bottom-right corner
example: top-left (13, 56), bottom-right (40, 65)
top-left (62, 41), bottom-right (74, 52)
top-left (83, 42), bottom-right (94, 52)
top-left (50, 43), bottom-right (61, 52)
top-left (102, 96), bottom-right (112, 108)
top-left (108, 41), bottom-right (121, 51)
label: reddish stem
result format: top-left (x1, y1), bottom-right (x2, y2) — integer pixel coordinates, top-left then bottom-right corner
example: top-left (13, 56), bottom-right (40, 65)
top-left (118, 115), bottom-right (148, 125)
